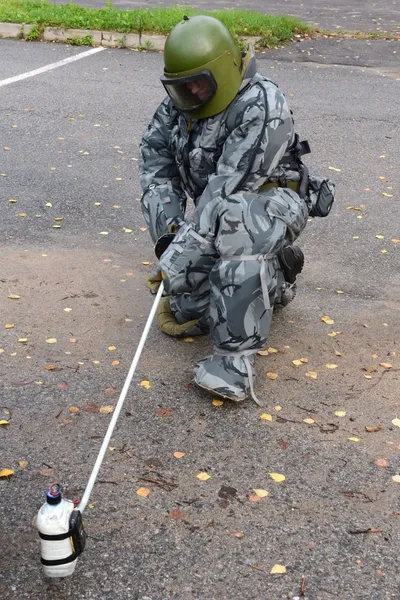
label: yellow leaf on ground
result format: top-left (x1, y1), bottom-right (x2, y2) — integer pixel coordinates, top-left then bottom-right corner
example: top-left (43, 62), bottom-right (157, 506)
top-left (19, 460), bottom-right (28, 469)
top-left (212, 399), bottom-right (224, 406)
top-left (292, 359), bottom-right (303, 366)
top-left (303, 418), bottom-right (315, 424)
top-left (365, 426), bottom-right (384, 432)
top-left (300, 357), bottom-right (309, 363)
top-left (267, 347), bottom-right (278, 354)
top-left (0, 420), bottom-right (9, 426)
top-left (392, 418), bottom-right (400, 428)
top-left (64, 307), bottom-right (72, 312)
top-left (140, 380), bottom-right (151, 389)
top-left (253, 489), bottom-right (269, 498)
top-left (0, 468), bottom-right (14, 478)
top-left (260, 413), bottom-right (273, 421)
top-left (392, 475), bottom-right (400, 483)
top-left (335, 411), bottom-right (346, 417)
top-left (328, 166), bottom-right (341, 172)
top-left (348, 437), bottom-right (360, 442)
top-left (336, 290), bottom-right (344, 294)
top-left (266, 372), bottom-right (278, 380)
top-left (232, 531), bottom-right (244, 537)
top-left (8, 294), bottom-right (20, 300)
top-left (141, 261), bottom-right (151, 265)
top-left (5, 324), bottom-right (14, 329)
top-left (18, 338), bottom-right (28, 343)
top-left (321, 316), bottom-right (334, 324)
top-left (305, 371), bottom-right (318, 379)
top-left (136, 487), bottom-right (150, 497)
top-left (379, 363), bottom-right (392, 369)
top-left (46, 338), bottom-right (57, 344)
top-left (112, 360), bottom-right (120, 366)
top-left (99, 231), bottom-right (109, 235)
top-left (382, 193), bottom-right (393, 197)
top-left (248, 494), bottom-right (261, 503)
top-left (69, 406), bottom-right (80, 414)
top-left (376, 235), bottom-right (384, 239)
top-left (325, 363), bottom-right (338, 369)
top-left (173, 452), bottom-right (185, 459)
top-left (270, 564), bottom-right (287, 574)
top-left (92, 360), bottom-right (100, 365)
top-left (183, 337), bottom-right (194, 342)
top-left (196, 472), bottom-right (211, 481)
top-left (99, 405), bottom-right (114, 414)
top-left (274, 405), bottom-right (282, 411)
top-left (269, 472), bottom-right (286, 483)
top-left (108, 345), bottom-right (116, 351)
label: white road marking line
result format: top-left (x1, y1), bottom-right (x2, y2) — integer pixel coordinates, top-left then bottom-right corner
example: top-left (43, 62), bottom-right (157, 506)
top-left (0, 46), bottom-right (105, 88)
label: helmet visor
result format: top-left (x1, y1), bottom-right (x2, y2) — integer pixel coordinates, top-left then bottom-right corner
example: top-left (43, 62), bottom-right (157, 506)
top-left (160, 70), bottom-right (217, 113)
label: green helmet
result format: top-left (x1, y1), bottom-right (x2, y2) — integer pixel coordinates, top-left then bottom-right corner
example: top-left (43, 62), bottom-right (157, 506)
top-left (161, 15), bottom-right (243, 119)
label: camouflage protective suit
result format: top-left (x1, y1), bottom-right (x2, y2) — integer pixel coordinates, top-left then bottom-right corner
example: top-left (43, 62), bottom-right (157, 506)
top-left (140, 56), bottom-right (313, 402)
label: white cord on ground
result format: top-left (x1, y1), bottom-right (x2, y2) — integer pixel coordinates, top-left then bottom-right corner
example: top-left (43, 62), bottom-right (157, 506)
top-left (78, 282), bottom-right (164, 514)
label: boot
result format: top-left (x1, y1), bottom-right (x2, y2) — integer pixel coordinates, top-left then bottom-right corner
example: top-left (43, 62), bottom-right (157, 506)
top-left (194, 353), bottom-right (256, 402)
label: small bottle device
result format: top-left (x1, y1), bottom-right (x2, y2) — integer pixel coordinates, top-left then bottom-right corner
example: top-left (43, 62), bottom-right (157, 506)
top-left (36, 483), bottom-right (86, 578)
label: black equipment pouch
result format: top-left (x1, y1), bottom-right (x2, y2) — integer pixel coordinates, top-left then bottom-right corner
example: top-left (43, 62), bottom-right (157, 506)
top-left (39, 509), bottom-right (87, 566)
top-left (307, 176), bottom-right (336, 218)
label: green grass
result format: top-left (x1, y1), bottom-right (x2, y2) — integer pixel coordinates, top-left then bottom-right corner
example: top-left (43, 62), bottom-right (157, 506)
top-left (0, 0), bottom-right (313, 47)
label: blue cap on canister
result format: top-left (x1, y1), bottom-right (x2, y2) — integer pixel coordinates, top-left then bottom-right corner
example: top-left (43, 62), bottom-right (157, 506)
top-left (46, 482), bottom-right (63, 504)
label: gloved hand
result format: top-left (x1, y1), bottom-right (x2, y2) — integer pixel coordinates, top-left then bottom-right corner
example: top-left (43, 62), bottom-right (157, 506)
top-left (145, 267), bottom-right (166, 293)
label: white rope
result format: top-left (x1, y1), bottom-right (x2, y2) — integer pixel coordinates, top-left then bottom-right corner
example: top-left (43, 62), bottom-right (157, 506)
top-left (78, 282), bottom-right (165, 514)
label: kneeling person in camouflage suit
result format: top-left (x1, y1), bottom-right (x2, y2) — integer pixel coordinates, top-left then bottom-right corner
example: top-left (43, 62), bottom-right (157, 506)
top-left (139, 15), bottom-right (334, 402)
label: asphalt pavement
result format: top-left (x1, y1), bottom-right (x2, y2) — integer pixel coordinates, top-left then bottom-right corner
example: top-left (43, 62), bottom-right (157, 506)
top-left (0, 20), bottom-right (399, 600)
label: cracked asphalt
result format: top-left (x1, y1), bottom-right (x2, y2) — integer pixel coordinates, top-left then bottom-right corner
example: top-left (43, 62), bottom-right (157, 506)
top-left (0, 3), bottom-right (399, 598)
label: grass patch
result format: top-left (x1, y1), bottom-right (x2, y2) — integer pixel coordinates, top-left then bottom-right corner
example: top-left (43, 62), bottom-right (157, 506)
top-left (0, 0), bottom-right (313, 46)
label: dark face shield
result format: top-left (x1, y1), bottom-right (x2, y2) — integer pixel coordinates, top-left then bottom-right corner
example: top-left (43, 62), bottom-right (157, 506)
top-left (160, 70), bottom-right (217, 114)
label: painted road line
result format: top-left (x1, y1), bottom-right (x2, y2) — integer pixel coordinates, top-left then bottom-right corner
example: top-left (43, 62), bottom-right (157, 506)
top-left (0, 47), bottom-right (105, 88)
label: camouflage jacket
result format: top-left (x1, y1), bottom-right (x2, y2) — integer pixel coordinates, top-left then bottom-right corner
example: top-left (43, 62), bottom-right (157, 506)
top-left (139, 56), bottom-right (303, 242)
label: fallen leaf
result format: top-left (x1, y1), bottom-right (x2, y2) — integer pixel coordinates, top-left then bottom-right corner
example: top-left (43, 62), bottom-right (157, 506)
top-left (39, 467), bottom-right (56, 477)
top-left (141, 261), bottom-right (151, 265)
top-left (136, 487), bottom-right (150, 497)
top-left (335, 411), bottom-right (346, 417)
top-left (99, 405), bottom-right (114, 414)
top-left (379, 363), bottom-right (392, 369)
top-left (18, 460), bottom-right (28, 469)
top-left (382, 192), bottom-right (393, 197)
top-left (232, 531), bottom-right (244, 538)
top-left (140, 380), bottom-right (151, 389)
top-left (292, 359), bottom-right (303, 366)
top-left (108, 345), bottom-right (116, 351)
top-left (266, 372), bottom-right (278, 380)
top-left (375, 234), bottom-right (384, 240)
top-left (391, 239), bottom-right (400, 244)
top-left (0, 468), bottom-right (14, 478)
top-left (69, 406), bottom-right (80, 414)
top-left (18, 338), bottom-right (28, 343)
top-left (328, 166), bottom-right (341, 172)
top-left (325, 363), bottom-right (338, 369)
top-left (84, 404), bottom-right (100, 413)
top-left (112, 360), bottom-right (120, 366)
top-left (375, 459), bottom-right (389, 467)
top-left (305, 371), bottom-right (318, 379)
top-left (347, 437), bottom-right (360, 442)
top-left (196, 472), bottom-right (211, 481)
top-left (270, 564), bottom-right (287, 574)
top-left (168, 509), bottom-right (185, 519)
top-left (64, 307), bottom-right (72, 312)
top-left (248, 494), bottom-right (261, 503)
top-left (155, 408), bottom-right (172, 418)
top-left (336, 290), bottom-right (344, 294)
top-left (303, 418), bottom-right (315, 424)
top-left (269, 472), bottom-right (286, 483)
top-left (46, 338), bottom-right (57, 344)
top-left (392, 418), bottom-right (400, 428)
top-left (183, 337), bottom-right (194, 342)
top-left (321, 315), bottom-right (334, 325)
top-left (8, 294), bottom-right (20, 300)
top-left (274, 405), bottom-right (282, 411)
top-left (260, 413), bottom-right (273, 421)
top-left (5, 324), bottom-right (14, 329)
top-left (212, 399), bottom-right (224, 406)
top-left (253, 488), bottom-right (269, 498)
top-left (104, 387), bottom-right (118, 394)
top-left (0, 420), bottom-right (9, 426)
top-left (99, 231), bottom-right (109, 235)
top-left (44, 364), bottom-right (57, 370)
top-left (365, 426), bottom-right (384, 432)
top-left (173, 452), bottom-right (185, 459)
top-left (392, 475), bottom-right (400, 483)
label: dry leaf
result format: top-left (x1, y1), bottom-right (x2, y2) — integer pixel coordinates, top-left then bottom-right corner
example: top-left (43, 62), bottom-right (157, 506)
top-left (212, 399), bottom-right (224, 406)
top-left (173, 452), bottom-right (185, 459)
top-left (108, 345), bottom-right (116, 351)
top-left (156, 408), bottom-right (172, 417)
top-left (375, 459), bottom-right (389, 467)
top-left (183, 337), bottom-right (194, 343)
top-left (392, 475), bottom-right (400, 484)
top-left (248, 495), bottom-right (261, 503)
top-left (292, 359), bottom-right (303, 366)
top-left (39, 467), bottom-right (56, 477)
top-left (270, 564), bottom-right (287, 574)
top-left (303, 418), bottom-right (315, 424)
top-left (269, 472), bottom-right (286, 483)
top-left (46, 338), bottom-right (57, 344)
top-left (365, 426), bottom-right (384, 433)
top-left (136, 487), bottom-right (150, 497)
top-left (99, 405), bottom-right (114, 414)
top-left (84, 404), bottom-right (100, 413)
top-left (379, 363), bottom-right (392, 369)
top-left (325, 363), bottom-right (338, 369)
top-left (321, 316), bottom-right (334, 324)
top-left (253, 489), bottom-right (269, 498)
top-left (266, 372), bottom-right (278, 380)
top-left (274, 405), bottom-right (282, 411)
top-left (5, 324), bottom-right (14, 329)
top-left (140, 380), bottom-right (151, 389)
top-left (112, 360), bottom-right (120, 366)
top-left (0, 468), bottom-right (14, 478)
top-left (18, 338), bottom-right (28, 343)
top-left (196, 472), bottom-right (211, 481)
top-left (69, 406), bottom-right (80, 414)
top-left (8, 294), bottom-right (20, 300)
top-left (305, 371), bottom-right (318, 379)
top-left (260, 413), bottom-right (273, 421)
top-left (18, 460), bottom-right (28, 469)
top-left (232, 531), bottom-right (244, 538)
top-left (44, 364), bottom-right (57, 370)
top-left (168, 509), bottom-right (185, 520)
top-left (335, 411), bottom-right (346, 417)
top-left (347, 437), bottom-right (360, 442)
top-left (392, 418), bottom-right (400, 428)
top-left (0, 420), bottom-right (9, 426)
